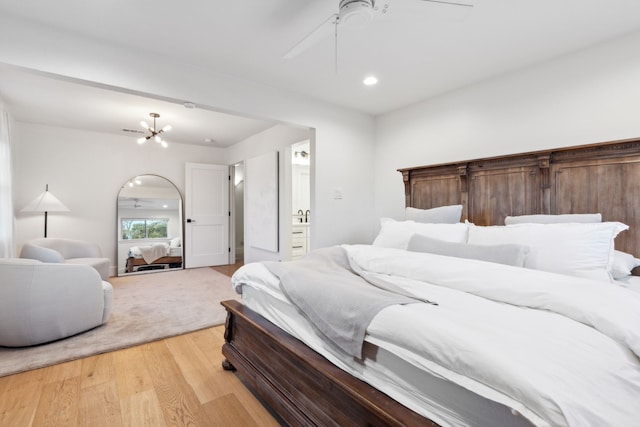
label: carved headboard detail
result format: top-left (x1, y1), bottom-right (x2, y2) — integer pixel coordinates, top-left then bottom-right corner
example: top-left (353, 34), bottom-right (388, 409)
top-left (398, 137), bottom-right (640, 257)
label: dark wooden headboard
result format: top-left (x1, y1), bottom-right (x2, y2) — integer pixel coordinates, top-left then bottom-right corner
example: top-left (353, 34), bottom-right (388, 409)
top-left (398, 137), bottom-right (640, 258)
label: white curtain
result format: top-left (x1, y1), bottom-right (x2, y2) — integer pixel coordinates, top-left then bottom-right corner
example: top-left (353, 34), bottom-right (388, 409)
top-left (0, 103), bottom-right (15, 258)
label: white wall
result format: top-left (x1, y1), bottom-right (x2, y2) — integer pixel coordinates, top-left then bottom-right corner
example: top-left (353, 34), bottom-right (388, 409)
top-left (292, 164), bottom-right (310, 214)
top-left (226, 124), bottom-right (311, 263)
top-left (0, 14), bottom-right (379, 257)
top-left (374, 30), bottom-right (640, 222)
top-left (12, 123), bottom-right (225, 276)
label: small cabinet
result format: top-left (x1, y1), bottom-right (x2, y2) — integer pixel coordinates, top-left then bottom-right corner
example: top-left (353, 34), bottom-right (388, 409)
top-left (292, 224), bottom-right (309, 259)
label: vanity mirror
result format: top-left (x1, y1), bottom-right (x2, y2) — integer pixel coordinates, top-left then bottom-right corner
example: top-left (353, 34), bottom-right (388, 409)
top-left (117, 175), bottom-right (183, 276)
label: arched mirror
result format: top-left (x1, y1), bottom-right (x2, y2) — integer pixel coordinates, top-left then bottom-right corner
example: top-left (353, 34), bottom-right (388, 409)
top-left (117, 175), bottom-right (183, 276)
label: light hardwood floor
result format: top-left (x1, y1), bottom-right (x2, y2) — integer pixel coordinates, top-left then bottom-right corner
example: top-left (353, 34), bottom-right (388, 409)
top-left (210, 261), bottom-right (244, 278)
top-left (0, 263), bottom-right (282, 427)
top-left (0, 326), bottom-right (281, 427)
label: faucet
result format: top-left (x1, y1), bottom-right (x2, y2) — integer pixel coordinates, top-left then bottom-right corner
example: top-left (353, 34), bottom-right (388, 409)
top-left (305, 209), bottom-right (310, 223)
top-left (297, 209), bottom-right (304, 223)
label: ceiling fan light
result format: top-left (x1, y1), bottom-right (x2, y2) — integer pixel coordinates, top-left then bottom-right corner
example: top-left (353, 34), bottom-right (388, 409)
top-left (137, 137), bottom-right (146, 144)
top-left (154, 135), bottom-right (162, 143)
top-left (140, 120), bottom-right (149, 130)
top-left (162, 124), bottom-right (172, 132)
top-left (160, 140), bottom-right (168, 148)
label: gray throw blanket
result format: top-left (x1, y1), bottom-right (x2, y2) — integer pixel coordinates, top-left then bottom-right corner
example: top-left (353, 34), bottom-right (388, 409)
top-left (264, 246), bottom-right (417, 359)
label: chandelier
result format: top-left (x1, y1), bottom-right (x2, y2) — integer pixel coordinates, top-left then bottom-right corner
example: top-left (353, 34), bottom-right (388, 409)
top-left (137, 113), bottom-right (171, 148)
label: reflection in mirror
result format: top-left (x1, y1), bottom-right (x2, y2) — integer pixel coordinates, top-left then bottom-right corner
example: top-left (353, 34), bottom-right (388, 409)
top-left (117, 175), bottom-right (183, 276)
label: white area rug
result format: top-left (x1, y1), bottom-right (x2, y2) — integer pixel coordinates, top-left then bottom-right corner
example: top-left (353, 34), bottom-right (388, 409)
top-left (0, 267), bottom-right (241, 377)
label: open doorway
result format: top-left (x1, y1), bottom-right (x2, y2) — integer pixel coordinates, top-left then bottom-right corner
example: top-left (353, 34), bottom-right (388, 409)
top-left (232, 162), bottom-right (245, 264)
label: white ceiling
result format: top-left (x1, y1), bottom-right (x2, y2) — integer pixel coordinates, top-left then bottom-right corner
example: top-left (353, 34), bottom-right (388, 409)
top-left (0, 65), bottom-right (280, 148)
top-left (1, 0), bottom-right (640, 146)
top-left (118, 175), bottom-right (181, 211)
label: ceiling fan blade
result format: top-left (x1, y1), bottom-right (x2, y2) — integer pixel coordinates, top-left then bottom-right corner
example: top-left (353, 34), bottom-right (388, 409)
top-left (418, 0), bottom-right (474, 7)
top-left (284, 13), bottom-right (339, 59)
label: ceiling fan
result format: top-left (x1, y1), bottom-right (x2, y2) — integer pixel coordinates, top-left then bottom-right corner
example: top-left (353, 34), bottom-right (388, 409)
top-left (131, 198), bottom-right (149, 209)
top-left (283, 0), bottom-right (474, 61)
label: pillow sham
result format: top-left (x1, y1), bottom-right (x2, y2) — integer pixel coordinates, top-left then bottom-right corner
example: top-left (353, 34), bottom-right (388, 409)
top-left (467, 222), bottom-right (628, 282)
top-left (372, 218), bottom-right (468, 250)
top-left (405, 205), bottom-right (462, 224)
top-left (611, 250), bottom-right (640, 279)
top-left (407, 234), bottom-right (530, 267)
top-left (504, 213), bottom-right (602, 225)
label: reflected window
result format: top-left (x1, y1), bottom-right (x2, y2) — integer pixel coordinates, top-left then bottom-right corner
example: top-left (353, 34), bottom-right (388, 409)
top-left (121, 218), bottom-right (169, 240)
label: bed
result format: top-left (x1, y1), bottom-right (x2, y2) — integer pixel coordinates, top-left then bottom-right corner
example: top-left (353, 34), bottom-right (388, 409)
top-left (125, 242), bottom-right (183, 272)
top-left (221, 137), bottom-right (640, 427)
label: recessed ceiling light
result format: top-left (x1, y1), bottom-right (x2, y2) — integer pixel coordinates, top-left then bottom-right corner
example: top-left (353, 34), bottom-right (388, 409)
top-left (363, 75), bottom-right (378, 86)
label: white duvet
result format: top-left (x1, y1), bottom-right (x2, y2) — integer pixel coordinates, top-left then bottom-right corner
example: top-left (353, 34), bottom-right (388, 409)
top-left (233, 244), bottom-right (640, 427)
top-left (345, 245), bottom-right (640, 427)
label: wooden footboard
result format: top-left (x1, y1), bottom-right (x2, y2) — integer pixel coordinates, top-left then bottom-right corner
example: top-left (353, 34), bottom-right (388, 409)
top-left (125, 256), bottom-right (183, 272)
top-left (221, 300), bottom-right (436, 427)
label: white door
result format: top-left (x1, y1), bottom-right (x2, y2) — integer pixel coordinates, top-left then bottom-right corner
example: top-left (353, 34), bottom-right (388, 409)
top-left (184, 163), bottom-right (229, 268)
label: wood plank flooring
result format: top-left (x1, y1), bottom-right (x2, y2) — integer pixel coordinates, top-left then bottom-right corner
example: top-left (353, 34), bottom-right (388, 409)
top-left (0, 326), bottom-right (281, 427)
top-left (0, 263), bottom-right (282, 427)
top-left (210, 261), bottom-right (244, 278)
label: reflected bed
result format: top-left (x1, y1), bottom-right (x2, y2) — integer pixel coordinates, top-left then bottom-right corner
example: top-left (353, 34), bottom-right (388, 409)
top-left (125, 243), bottom-right (182, 272)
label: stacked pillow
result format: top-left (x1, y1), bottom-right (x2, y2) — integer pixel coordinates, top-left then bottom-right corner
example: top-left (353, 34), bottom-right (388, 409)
top-left (504, 214), bottom-right (640, 280)
top-left (373, 209), bottom-right (637, 282)
top-left (372, 205), bottom-right (466, 249)
top-left (372, 218), bottom-right (468, 250)
top-left (467, 221), bottom-right (628, 282)
top-left (405, 205), bottom-right (462, 224)
top-left (611, 250), bottom-right (640, 279)
top-left (504, 213), bottom-right (602, 224)
top-left (407, 234), bottom-right (530, 267)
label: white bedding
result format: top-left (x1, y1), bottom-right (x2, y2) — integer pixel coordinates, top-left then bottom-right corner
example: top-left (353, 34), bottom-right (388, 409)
top-left (240, 277), bottom-right (540, 427)
top-left (232, 245), bottom-right (640, 427)
top-left (615, 274), bottom-right (640, 294)
top-left (128, 243), bottom-right (182, 263)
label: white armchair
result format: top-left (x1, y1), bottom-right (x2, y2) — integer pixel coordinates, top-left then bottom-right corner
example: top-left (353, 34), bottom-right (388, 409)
top-left (20, 238), bottom-right (111, 280)
top-left (0, 258), bottom-right (113, 347)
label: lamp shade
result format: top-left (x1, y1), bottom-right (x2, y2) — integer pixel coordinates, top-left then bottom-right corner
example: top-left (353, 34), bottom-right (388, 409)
top-left (21, 187), bottom-right (69, 213)
top-left (21, 185), bottom-right (69, 238)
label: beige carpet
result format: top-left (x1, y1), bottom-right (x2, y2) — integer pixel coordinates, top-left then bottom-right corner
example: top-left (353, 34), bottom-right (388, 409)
top-left (0, 267), bottom-right (241, 377)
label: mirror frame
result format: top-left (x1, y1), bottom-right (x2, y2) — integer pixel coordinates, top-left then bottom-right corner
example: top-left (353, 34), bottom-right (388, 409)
top-left (117, 174), bottom-right (184, 276)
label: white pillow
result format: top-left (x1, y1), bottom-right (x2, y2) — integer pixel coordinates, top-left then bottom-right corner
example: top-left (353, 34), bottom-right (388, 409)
top-left (372, 218), bottom-right (468, 250)
top-left (504, 213), bottom-right (602, 225)
top-left (407, 234), bottom-right (530, 267)
top-left (170, 237), bottom-right (182, 248)
top-left (467, 222), bottom-right (628, 282)
top-left (611, 250), bottom-right (640, 279)
top-left (405, 205), bottom-right (462, 224)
